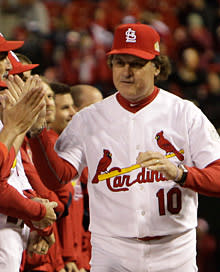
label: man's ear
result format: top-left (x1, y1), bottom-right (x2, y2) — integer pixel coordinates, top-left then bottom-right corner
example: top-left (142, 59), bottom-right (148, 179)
top-left (154, 68), bottom-right (160, 76)
top-left (152, 62), bottom-right (160, 76)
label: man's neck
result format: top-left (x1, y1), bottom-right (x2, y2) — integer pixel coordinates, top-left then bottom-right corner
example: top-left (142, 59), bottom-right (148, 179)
top-left (116, 86), bottom-right (159, 113)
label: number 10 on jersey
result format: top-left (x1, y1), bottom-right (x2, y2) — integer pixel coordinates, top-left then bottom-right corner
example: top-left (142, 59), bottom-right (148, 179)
top-left (156, 187), bottom-right (182, 216)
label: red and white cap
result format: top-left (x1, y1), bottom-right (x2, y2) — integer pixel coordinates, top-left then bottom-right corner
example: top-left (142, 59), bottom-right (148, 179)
top-left (107, 23), bottom-right (160, 60)
top-left (0, 33), bottom-right (24, 52)
top-left (8, 51), bottom-right (39, 75)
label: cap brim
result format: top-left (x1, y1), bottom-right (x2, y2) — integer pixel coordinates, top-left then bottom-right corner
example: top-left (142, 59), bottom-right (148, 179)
top-left (106, 48), bottom-right (157, 60)
top-left (10, 64), bottom-right (39, 75)
top-left (0, 41), bottom-right (24, 52)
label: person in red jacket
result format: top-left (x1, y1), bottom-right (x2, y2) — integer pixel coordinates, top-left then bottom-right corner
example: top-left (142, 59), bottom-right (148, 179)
top-left (49, 81), bottom-right (90, 272)
top-left (0, 34), bottom-right (57, 272)
top-left (9, 54), bottom-right (67, 272)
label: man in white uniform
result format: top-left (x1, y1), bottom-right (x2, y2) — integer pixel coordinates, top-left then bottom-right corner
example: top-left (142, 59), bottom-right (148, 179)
top-left (28, 23), bottom-right (220, 272)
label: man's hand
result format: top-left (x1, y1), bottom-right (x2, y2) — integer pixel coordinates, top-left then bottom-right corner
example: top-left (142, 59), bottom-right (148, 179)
top-left (32, 201), bottom-right (57, 229)
top-left (43, 232), bottom-right (55, 248)
top-left (31, 197), bottom-right (49, 204)
top-left (2, 75), bottom-right (46, 135)
top-left (136, 151), bottom-right (180, 181)
top-left (65, 262), bottom-right (80, 272)
top-left (29, 102), bottom-right (46, 137)
top-left (27, 231), bottom-right (49, 256)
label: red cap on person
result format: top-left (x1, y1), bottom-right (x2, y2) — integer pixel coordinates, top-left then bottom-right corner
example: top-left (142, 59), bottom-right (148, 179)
top-left (107, 23), bottom-right (160, 60)
top-left (0, 33), bottom-right (24, 52)
top-left (8, 51), bottom-right (39, 75)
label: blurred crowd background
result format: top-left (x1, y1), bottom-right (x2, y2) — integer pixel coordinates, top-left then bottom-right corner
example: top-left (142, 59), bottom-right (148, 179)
top-left (1, 0), bottom-right (220, 271)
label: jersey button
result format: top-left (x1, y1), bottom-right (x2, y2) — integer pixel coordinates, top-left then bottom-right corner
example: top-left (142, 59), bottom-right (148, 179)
top-left (140, 185), bottom-right (144, 190)
top-left (141, 211), bottom-right (145, 216)
top-left (136, 145), bottom-right (140, 150)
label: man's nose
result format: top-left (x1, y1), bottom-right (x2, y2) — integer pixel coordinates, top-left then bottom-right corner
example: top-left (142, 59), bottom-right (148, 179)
top-left (70, 107), bottom-right (76, 117)
top-left (123, 63), bottom-right (132, 76)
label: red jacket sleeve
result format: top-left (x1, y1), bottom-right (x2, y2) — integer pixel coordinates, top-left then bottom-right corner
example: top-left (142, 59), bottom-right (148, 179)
top-left (183, 159), bottom-right (220, 196)
top-left (29, 129), bottom-right (77, 190)
top-left (0, 143), bottom-right (16, 180)
top-left (0, 142), bottom-right (8, 165)
top-left (56, 184), bottom-right (76, 264)
top-left (20, 143), bottom-right (65, 217)
top-left (0, 179), bottom-right (46, 221)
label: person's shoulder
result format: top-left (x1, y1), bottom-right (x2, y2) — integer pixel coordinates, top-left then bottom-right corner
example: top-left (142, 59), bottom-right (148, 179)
top-left (79, 93), bottom-right (117, 114)
top-left (158, 88), bottom-right (198, 109)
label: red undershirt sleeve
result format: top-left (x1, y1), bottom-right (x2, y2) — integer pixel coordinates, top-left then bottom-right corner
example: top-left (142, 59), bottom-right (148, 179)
top-left (28, 128), bottom-right (78, 190)
top-left (183, 159), bottom-right (220, 196)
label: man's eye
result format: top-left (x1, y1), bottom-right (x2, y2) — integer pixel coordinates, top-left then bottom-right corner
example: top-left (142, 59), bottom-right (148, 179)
top-left (130, 62), bottom-right (145, 68)
top-left (0, 52), bottom-right (8, 61)
top-left (115, 60), bottom-right (124, 66)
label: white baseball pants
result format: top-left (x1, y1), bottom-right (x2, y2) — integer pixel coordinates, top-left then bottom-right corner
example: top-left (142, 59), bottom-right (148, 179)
top-left (0, 223), bottom-right (29, 272)
top-left (90, 229), bottom-right (197, 272)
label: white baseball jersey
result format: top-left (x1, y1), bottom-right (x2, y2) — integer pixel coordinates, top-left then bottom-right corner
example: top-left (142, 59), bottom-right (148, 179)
top-left (55, 89), bottom-right (220, 238)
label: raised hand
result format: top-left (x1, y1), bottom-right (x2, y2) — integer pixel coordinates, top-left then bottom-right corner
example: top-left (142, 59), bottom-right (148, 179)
top-left (2, 75), bottom-right (46, 135)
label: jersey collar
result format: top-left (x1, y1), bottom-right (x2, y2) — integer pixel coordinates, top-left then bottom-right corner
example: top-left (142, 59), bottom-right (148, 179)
top-left (116, 86), bottom-right (159, 113)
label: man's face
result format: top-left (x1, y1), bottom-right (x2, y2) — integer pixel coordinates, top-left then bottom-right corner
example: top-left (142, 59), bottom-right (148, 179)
top-left (42, 82), bottom-right (56, 125)
top-left (112, 54), bottom-right (156, 102)
top-left (51, 93), bottom-right (76, 135)
top-left (0, 52), bottom-right (12, 82)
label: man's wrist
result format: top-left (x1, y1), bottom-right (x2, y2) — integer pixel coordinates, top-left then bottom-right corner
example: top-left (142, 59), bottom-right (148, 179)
top-left (175, 164), bottom-right (188, 186)
top-left (27, 124), bottom-right (46, 138)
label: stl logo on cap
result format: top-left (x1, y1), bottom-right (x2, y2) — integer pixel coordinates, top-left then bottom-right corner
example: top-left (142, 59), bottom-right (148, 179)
top-left (125, 28), bottom-right (136, 43)
top-left (107, 23), bottom-right (161, 60)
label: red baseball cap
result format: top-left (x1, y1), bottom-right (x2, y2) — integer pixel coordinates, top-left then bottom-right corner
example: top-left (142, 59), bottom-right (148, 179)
top-left (107, 23), bottom-right (160, 60)
top-left (8, 51), bottom-right (39, 75)
top-left (0, 33), bottom-right (24, 52)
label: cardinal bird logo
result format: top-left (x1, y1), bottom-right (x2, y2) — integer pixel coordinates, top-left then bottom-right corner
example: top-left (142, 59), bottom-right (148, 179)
top-left (155, 131), bottom-right (184, 161)
top-left (92, 149), bottom-right (112, 183)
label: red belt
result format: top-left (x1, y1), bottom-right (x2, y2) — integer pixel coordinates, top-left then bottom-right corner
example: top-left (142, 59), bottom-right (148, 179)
top-left (136, 235), bottom-right (165, 241)
top-left (7, 216), bottom-right (24, 228)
